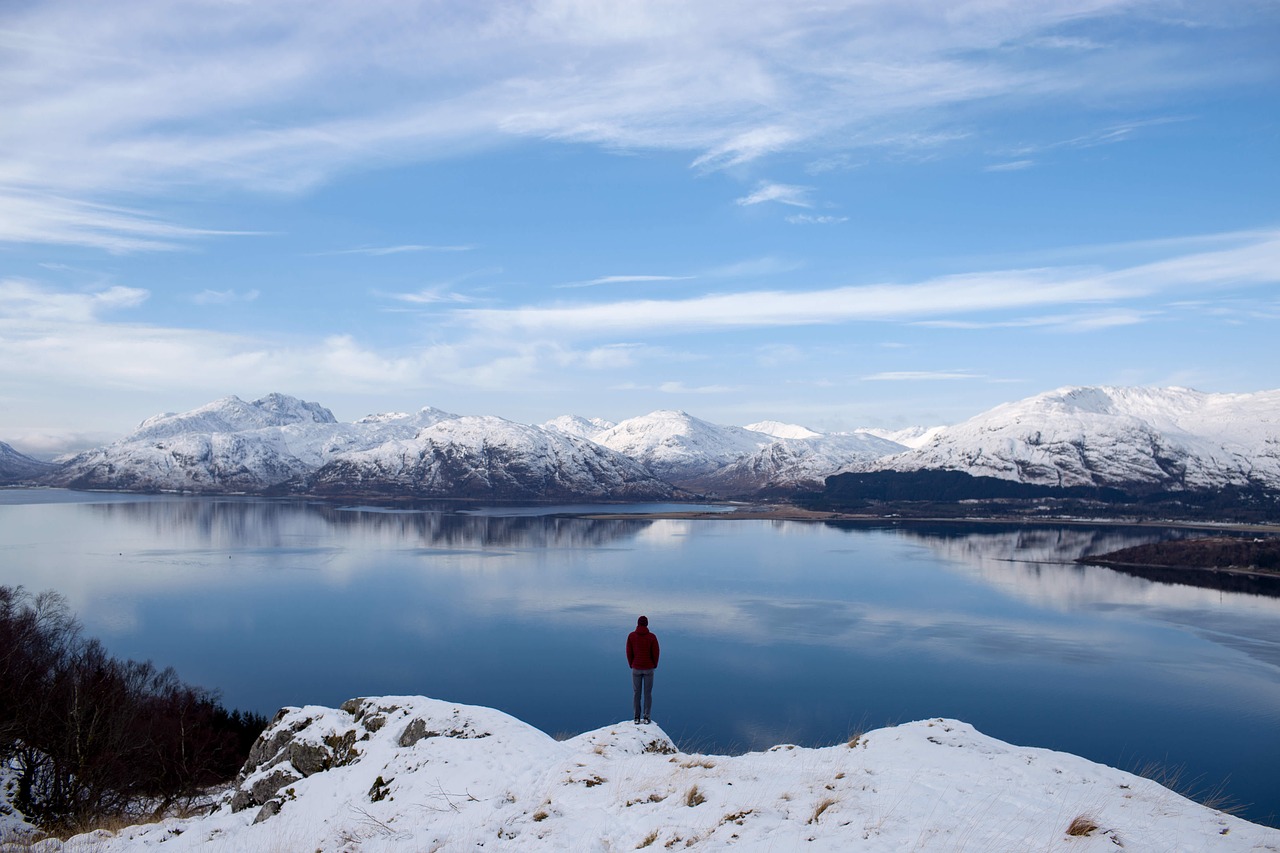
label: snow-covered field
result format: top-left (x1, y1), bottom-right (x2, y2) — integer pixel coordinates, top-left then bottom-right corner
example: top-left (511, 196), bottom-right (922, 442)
top-left (12, 695), bottom-right (1277, 852)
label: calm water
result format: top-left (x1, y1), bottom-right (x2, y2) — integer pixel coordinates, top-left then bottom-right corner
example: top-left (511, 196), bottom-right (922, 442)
top-left (2, 489), bottom-right (1278, 827)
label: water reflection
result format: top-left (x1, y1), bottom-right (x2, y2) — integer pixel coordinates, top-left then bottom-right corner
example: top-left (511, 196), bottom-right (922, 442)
top-left (1, 492), bottom-right (1278, 826)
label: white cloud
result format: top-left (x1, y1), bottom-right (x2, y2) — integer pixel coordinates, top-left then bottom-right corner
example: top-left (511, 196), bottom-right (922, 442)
top-left (558, 274), bottom-right (697, 289)
top-left (317, 244), bottom-right (475, 256)
top-left (192, 289), bottom-right (260, 306)
top-left (0, 279), bottom-right (148, 322)
top-left (984, 159), bottom-right (1035, 172)
top-left (658, 380), bottom-right (735, 394)
top-left (785, 214), bottom-right (847, 225)
top-left (862, 371), bottom-right (982, 381)
top-left (736, 182), bottom-right (812, 208)
top-left (3, 0), bottom-right (1254, 250)
top-left (455, 231), bottom-right (1280, 337)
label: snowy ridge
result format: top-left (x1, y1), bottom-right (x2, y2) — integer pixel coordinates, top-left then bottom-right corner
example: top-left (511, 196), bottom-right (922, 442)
top-left (696, 433), bottom-right (907, 493)
top-left (744, 420), bottom-right (822, 440)
top-left (540, 414), bottom-right (616, 441)
top-left (26, 384), bottom-right (1280, 499)
top-left (594, 410), bottom-right (774, 484)
top-left (307, 415), bottom-right (673, 501)
top-left (869, 385), bottom-right (1280, 490)
top-left (42, 695), bottom-right (1278, 852)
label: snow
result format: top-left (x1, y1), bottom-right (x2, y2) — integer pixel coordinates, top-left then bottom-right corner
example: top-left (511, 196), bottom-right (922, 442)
top-left (25, 384), bottom-right (1280, 497)
top-left (30, 695), bottom-right (1278, 852)
top-left (870, 385), bottom-right (1280, 490)
top-left (744, 420), bottom-right (822, 440)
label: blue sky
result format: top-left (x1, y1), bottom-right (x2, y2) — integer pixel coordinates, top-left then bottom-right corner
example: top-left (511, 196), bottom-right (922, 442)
top-left (2, 0), bottom-right (1278, 456)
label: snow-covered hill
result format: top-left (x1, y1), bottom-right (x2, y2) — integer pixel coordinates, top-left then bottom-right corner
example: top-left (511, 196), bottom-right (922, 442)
top-left (698, 433), bottom-right (907, 494)
top-left (540, 414), bottom-right (616, 441)
top-left (869, 386), bottom-right (1280, 491)
top-left (33, 695), bottom-right (1277, 852)
top-left (744, 420), bottom-right (822, 440)
top-left (0, 441), bottom-right (55, 484)
top-left (307, 415), bottom-right (674, 501)
top-left (594, 410), bottom-right (775, 484)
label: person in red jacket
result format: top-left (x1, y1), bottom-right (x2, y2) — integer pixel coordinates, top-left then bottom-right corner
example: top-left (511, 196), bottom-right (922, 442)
top-left (626, 615), bottom-right (660, 724)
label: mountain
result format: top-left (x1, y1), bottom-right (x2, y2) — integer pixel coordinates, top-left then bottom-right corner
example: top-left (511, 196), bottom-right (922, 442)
top-left (49, 396), bottom-right (454, 494)
top-left (34, 695), bottom-right (1278, 852)
top-left (593, 410), bottom-right (773, 485)
top-left (0, 441), bottom-right (55, 484)
top-left (541, 414), bottom-right (616, 441)
top-left (853, 425), bottom-right (946, 449)
top-left (866, 386), bottom-right (1280, 491)
top-left (306, 415), bottom-right (674, 501)
top-left (743, 420), bottom-right (822, 439)
top-left (696, 432), bottom-right (907, 494)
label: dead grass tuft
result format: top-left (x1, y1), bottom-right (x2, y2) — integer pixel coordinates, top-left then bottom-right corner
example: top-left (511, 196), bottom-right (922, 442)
top-left (1066, 814), bottom-right (1098, 836)
top-left (685, 785), bottom-right (706, 808)
top-left (808, 797), bottom-right (837, 824)
top-left (636, 828), bottom-right (659, 848)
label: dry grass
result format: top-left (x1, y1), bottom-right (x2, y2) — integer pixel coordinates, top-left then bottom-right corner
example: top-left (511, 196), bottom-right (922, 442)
top-left (636, 828), bottom-right (659, 848)
top-left (532, 810), bottom-right (549, 822)
top-left (808, 797), bottom-right (837, 824)
top-left (685, 785), bottom-right (706, 808)
top-left (847, 732), bottom-right (863, 749)
top-left (1066, 814), bottom-right (1099, 836)
top-left (679, 758), bottom-right (715, 769)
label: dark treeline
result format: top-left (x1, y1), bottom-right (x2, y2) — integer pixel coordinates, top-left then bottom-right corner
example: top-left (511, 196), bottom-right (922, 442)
top-left (0, 586), bottom-right (267, 834)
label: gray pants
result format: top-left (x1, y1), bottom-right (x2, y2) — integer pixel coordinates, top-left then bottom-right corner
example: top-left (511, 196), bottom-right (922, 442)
top-left (632, 668), bottom-right (654, 720)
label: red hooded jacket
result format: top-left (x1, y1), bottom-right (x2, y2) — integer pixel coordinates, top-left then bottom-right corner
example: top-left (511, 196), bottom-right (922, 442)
top-left (626, 625), bottom-right (660, 670)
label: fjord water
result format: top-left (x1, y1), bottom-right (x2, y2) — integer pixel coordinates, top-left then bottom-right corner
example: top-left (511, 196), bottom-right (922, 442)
top-left (2, 491), bottom-right (1278, 827)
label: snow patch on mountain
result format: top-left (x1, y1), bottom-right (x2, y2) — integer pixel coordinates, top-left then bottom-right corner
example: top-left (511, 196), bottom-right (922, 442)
top-left (43, 695), bottom-right (1278, 852)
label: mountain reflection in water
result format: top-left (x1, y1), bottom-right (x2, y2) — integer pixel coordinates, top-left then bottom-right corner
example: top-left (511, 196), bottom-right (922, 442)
top-left (1, 492), bottom-right (1277, 827)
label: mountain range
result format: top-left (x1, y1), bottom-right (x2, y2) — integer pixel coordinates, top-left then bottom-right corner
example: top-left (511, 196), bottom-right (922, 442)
top-left (3, 385), bottom-right (1278, 504)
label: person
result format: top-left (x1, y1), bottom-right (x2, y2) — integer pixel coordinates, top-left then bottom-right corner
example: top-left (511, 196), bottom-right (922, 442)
top-left (626, 615), bottom-right (660, 724)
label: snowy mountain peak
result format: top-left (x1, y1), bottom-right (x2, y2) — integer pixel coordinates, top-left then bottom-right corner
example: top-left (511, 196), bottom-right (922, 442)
top-left (131, 393), bottom-right (335, 441)
top-left (744, 420), bottom-right (822, 439)
top-left (869, 385), bottom-right (1280, 491)
top-left (595, 409), bottom-right (772, 482)
top-left (541, 414), bottom-right (616, 441)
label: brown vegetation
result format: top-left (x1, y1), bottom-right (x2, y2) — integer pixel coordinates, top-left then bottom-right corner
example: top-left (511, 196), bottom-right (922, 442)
top-left (0, 586), bottom-right (267, 835)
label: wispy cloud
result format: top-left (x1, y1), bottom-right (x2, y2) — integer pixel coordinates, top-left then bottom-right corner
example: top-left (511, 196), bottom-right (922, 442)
top-left (984, 159), bottom-right (1035, 172)
top-left (192, 289), bottom-right (260, 306)
top-left (558, 274), bottom-right (697, 289)
top-left (315, 244), bottom-right (475, 256)
top-left (4, 2), bottom-right (1253, 250)
top-left (455, 231), bottom-right (1280, 336)
top-left (862, 371), bottom-right (982, 381)
top-left (785, 214), bottom-right (847, 225)
top-left (736, 182), bottom-right (812, 208)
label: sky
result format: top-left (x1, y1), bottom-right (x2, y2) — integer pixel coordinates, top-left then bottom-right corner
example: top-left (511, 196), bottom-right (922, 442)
top-left (1, 0), bottom-right (1278, 457)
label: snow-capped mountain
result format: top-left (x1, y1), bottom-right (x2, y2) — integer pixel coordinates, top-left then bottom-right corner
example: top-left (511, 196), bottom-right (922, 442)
top-left (48, 395), bottom-right (444, 494)
top-left (593, 410), bottom-right (774, 485)
top-left (541, 414), bottom-right (616, 441)
top-left (306, 415), bottom-right (673, 501)
top-left (853, 425), bottom-right (946, 450)
top-left (868, 386), bottom-right (1280, 491)
top-left (0, 441), bottom-right (55, 484)
top-left (696, 432), bottom-right (907, 494)
top-left (744, 420), bottom-right (822, 440)
top-left (27, 384), bottom-right (1280, 502)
